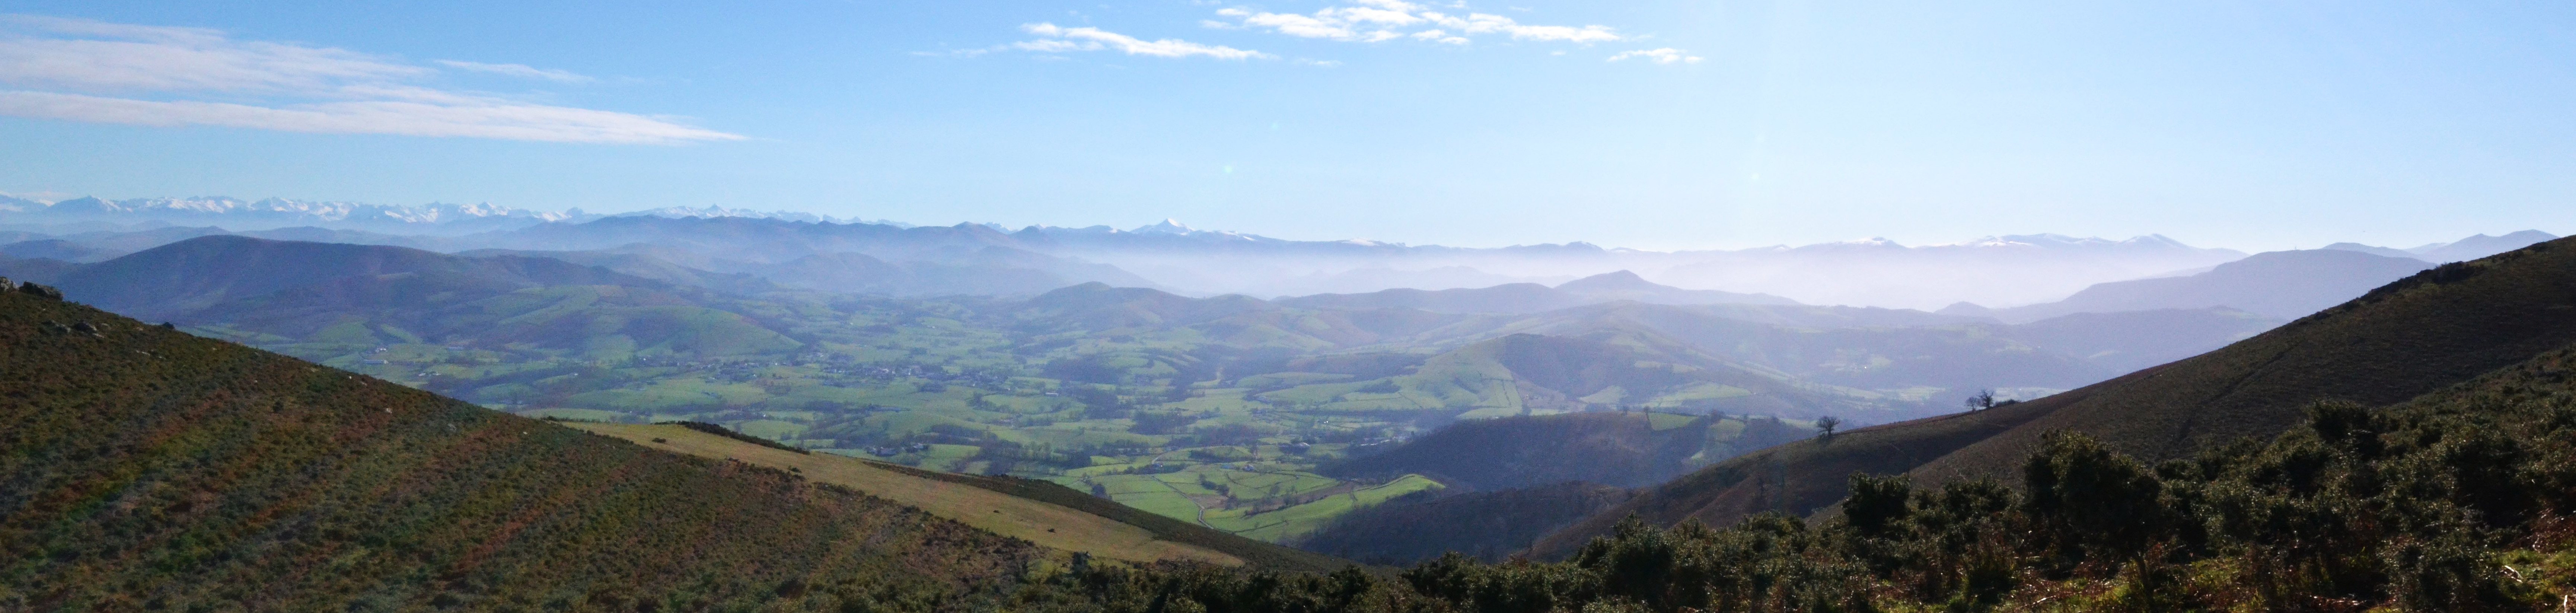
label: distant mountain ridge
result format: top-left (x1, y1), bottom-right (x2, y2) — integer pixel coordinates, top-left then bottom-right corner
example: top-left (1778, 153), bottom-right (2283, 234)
top-left (4, 198), bottom-right (2558, 309)
top-left (2321, 230), bottom-right (2560, 263)
top-left (1944, 248), bottom-right (2438, 323)
top-left (52, 235), bottom-right (657, 321)
top-left (1276, 270), bottom-right (1798, 313)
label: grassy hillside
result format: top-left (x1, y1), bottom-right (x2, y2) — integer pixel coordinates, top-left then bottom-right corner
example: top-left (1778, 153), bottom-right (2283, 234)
top-left (0, 289), bottom-right (1137, 610)
top-left (1920, 237), bottom-right (2576, 477)
top-left (1535, 236), bottom-right (2576, 558)
top-left (1280, 332), bottom-right (1876, 421)
top-left (567, 423), bottom-right (1243, 566)
top-left (567, 422), bottom-right (1353, 573)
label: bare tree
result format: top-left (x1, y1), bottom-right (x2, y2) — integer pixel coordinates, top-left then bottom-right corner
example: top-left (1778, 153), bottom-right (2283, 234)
top-left (1965, 389), bottom-right (1997, 412)
top-left (1815, 415), bottom-right (1843, 443)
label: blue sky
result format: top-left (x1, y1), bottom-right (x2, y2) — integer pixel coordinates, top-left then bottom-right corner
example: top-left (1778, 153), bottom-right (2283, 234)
top-left (1, 1), bottom-right (2572, 250)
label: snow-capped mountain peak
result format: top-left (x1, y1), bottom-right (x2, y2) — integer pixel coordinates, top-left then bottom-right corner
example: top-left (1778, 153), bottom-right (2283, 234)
top-left (1131, 219), bottom-right (1194, 235)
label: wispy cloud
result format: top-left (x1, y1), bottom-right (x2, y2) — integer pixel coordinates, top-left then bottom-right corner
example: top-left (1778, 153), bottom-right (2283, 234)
top-left (1607, 48), bottom-right (1700, 64)
top-left (1211, 0), bottom-right (1622, 45)
top-left (0, 90), bottom-right (739, 143)
top-left (0, 14), bottom-right (737, 144)
top-left (1017, 23), bottom-right (1272, 60)
top-left (435, 60), bottom-right (592, 83)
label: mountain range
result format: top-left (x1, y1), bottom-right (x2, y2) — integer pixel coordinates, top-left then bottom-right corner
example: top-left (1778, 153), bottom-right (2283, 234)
top-left (2326, 229), bottom-right (2562, 263)
top-left (18, 196), bottom-right (2548, 309)
top-left (1940, 248), bottom-right (2440, 323)
top-left (7, 224), bottom-right (2535, 426)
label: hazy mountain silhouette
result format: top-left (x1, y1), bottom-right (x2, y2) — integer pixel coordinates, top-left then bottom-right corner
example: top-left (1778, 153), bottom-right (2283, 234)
top-left (1942, 249), bottom-right (2435, 323)
top-left (1275, 270), bottom-right (1794, 314)
top-left (52, 236), bottom-right (648, 321)
top-left (1553, 270), bottom-right (1800, 306)
top-left (0, 254), bottom-right (77, 284)
top-left (2407, 229), bottom-right (2559, 262)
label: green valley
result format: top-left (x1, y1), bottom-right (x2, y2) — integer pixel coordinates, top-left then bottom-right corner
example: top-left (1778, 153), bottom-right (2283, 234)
top-left (27, 235), bottom-right (2301, 546)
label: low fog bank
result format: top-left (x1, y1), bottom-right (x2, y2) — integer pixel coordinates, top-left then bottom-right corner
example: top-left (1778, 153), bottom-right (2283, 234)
top-left (1072, 235), bottom-right (2244, 311)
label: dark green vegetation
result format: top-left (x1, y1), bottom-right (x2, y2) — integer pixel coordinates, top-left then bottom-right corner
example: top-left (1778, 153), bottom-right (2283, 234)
top-left (1534, 236), bottom-right (2576, 556)
top-left (1326, 412), bottom-right (1811, 491)
top-left (1297, 412), bottom-right (1809, 563)
top-left (27, 235), bottom-right (2282, 544)
top-left (1298, 481), bottom-right (1634, 565)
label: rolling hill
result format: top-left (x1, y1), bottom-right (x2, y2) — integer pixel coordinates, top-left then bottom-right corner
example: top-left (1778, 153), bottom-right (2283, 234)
top-left (1531, 236), bottom-right (2576, 558)
top-left (1275, 332), bottom-right (1872, 420)
top-left (564, 422), bottom-right (1349, 572)
top-left (1296, 481), bottom-right (1633, 565)
top-left (0, 288), bottom-right (1041, 609)
top-left (1324, 412), bottom-right (1811, 491)
top-left (52, 235), bottom-right (651, 321)
top-left (0, 283), bottom-right (1356, 609)
top-left (1491, 302), bottom-right (2279, 403)
top-left (0, 255), bottom-right (76, 285)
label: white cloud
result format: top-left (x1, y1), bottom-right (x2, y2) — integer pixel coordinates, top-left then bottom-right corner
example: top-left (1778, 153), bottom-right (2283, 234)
top-left (435, 60), bottom-right (591, 83)
top-left (0, 90), bottom-right (740, 144)
top-left (0, 15), bottom-right (737, 144)
top-left (0, 16), bottom-right (424, 93)
top-left (1010, 38), bottom-right (1102, 53)
top-left (1410, 29), bottom-right (1470, 45)
top-left (1219, 9), bottom-right (1356, 40)
top-left (1607, 48), bottom-right (1701, 64)
top-left (1017, 23), bottom-right (1271, 60)
top-left (1422, 12), bottom-right (1622, 42)
top-left (1209, 2), bottom-right (1621, 45)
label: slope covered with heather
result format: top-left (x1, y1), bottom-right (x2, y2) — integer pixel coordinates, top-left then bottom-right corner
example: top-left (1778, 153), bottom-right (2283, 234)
top-left (0, 289), bottom-right (1046, 610)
